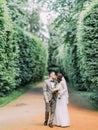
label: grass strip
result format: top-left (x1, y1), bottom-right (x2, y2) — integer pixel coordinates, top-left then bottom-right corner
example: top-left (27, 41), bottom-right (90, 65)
top-left (0, 81), bottom-right (41, 107)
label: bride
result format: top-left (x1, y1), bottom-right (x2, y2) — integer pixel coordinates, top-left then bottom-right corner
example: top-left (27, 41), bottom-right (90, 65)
top-left (55, 73), bottom-right (70, 127)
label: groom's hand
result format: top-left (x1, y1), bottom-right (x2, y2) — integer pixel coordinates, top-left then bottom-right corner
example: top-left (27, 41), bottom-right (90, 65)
top-left (58, 91), bottom-right (61, 95)
top-left (46, 100), bottom-right (49, 104)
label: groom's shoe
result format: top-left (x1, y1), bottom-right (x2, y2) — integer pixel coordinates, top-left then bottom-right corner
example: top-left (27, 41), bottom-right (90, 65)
top-left (49, 123), bottom-right (53, 128)
top-left (44, 121), bottom-right (48, 126)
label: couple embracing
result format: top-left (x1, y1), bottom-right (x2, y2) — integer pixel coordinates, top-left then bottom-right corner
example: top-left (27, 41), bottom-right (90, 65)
top-left (43, 71), bottom-right (70, 128)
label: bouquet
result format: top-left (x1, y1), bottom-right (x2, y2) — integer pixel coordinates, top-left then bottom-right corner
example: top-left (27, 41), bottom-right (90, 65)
top-left (52, 88), bottom-right (61, 99)
top-left (51, 87), bottom-right (59, 94)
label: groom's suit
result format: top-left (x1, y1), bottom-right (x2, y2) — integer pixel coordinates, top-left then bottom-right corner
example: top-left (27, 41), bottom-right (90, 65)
top-left (43, 78), bottom-right (57, 124)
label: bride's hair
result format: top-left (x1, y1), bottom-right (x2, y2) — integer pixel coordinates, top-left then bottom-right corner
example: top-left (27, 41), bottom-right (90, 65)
top-left (57, 73), bottom-right (63, 83)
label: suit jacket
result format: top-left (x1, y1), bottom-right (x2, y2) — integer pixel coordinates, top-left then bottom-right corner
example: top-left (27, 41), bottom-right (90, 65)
top-left (43, 78), bottom-right (57, 101)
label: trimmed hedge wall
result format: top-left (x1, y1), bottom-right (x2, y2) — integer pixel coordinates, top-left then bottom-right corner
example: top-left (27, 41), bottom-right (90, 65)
top-left (0, 0), bottom-right (17, 96)
top-left (76, 0), bottom-right (98, 103)
top-left (77, 0), bottom-right (98, 91)
top-left (14, 27), bottom-right (47, 85)
top-left (0, 0), bottom-right (47, 96)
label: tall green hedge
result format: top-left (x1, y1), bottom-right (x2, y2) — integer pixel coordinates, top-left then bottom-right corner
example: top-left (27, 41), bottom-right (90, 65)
top-left (14, 27), bottom-right (47, 85)
top-left (0, 0), bottom-right (17, 96)
top-left (76, 0), bottom-right (98, 103)
top-left (0, 0), bottom-right (47, 96)
top-left (77, 0), bottom-right (98, 91)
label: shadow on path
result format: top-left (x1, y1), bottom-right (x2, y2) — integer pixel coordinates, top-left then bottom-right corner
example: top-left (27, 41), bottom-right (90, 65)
top-left (28, 87), bottom-right (43, 95)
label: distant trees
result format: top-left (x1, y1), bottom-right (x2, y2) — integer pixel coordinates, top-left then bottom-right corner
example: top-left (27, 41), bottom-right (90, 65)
top-left (6, 0), bottom-right (40, 35)
top-left (6, 0), bottom-right (28, 29)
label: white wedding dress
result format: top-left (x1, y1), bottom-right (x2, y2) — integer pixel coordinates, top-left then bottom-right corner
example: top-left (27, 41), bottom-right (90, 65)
top-left (55, 78), bottom-right (70, 127)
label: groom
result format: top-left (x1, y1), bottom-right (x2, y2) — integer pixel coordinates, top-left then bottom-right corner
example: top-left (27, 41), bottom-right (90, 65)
top-left (43, 71), bottom-right (58, 128)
